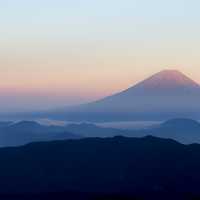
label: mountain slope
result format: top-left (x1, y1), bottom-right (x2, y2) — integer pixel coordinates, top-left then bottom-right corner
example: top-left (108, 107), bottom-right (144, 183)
top-left (148, 118), bottom-right (200, 143)
top-left (64, 118), bottom-right (200, 144)
top-left (0, 121), bottom-right (82, 147)
top-left (0, 136), bottom-right (200, 199)
top-left (65, 123), bottom-right (136, 137)
top-left (131, 70), bottom-right (200, 90)
top-left (47, 70), bottom-right (200, 122)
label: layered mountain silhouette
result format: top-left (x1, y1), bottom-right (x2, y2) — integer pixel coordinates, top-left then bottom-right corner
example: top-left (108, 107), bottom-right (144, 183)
top-left (1, 118), bottom-right (200, 147)
top-left (144, 118), bottom-right (200, 144)
top-left (0, 136), bottom-right (200, 199)
top-left (0, 121), bottom-right (81, 147)
top-left (46, 70), bottom-right (200, 122)
top-left (65, 123), bottom-right (134, 137)
top-left (65, 118), bottom-right (200, 144)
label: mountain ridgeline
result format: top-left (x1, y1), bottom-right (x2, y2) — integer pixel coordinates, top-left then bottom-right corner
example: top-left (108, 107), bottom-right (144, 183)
top-left (0, 67), bottom-right (200, 200)
top-left (44, 70), bottom-right (200, 122)
top-left (0, 136), bottom-right (200, 199)
top-left (0, 121), bottom-right (81, 147)
top-left (66, 118), bottom-right (200, 144)
top-left (1, 118), bottom-right (200, 147)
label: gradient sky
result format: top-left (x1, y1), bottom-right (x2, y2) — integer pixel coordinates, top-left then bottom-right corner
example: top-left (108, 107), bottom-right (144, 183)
top-left (1, 0), bottom-right (200, 111)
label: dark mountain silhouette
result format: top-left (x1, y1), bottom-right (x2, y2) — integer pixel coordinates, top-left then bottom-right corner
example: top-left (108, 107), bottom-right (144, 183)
top-left (45, 70), bottom-right (200, 122)
top-left (0, 121), bottom-right (82, 147)
top-left (0, 136), bottom-right (200, 199)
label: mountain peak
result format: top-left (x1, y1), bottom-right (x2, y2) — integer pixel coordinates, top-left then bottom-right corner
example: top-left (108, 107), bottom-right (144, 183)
top-left (159, 69), bottom-right (181, 74)
top-left (134, 69), bottom-right (200, 90)
top-left (161, 118), bottom-right (200, 128)
top-left (159, 69), bottom-right (181, 73)
top-left (155, 69), bottom-right (189, 78)
top-left (47, 69), bottom-right (200, 122)
top-left (12, 121), bottom-right (43, 129)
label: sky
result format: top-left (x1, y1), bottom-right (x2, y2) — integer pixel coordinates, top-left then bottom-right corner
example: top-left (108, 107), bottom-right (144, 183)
top-left (1, 0), bottom-right (200, 111)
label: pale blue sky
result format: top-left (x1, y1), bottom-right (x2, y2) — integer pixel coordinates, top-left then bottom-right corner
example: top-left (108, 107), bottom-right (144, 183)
top-left (0, 0), bottom-right (197, 40)
top-left (0, 0), bottom-right (200, 111)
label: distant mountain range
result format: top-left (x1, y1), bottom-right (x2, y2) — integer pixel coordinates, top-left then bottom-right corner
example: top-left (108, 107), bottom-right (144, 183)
top-left (0, 121), bottom-right (81, 147)
top-left (0, 118), bottom-right (200, 146)
top-left (0, 136), bottom-right (200, 199)
top-left (42, 70), bottom-right (200, 122)
top-left (66, 118), bottom-right (200, 144)
top-left (66, 123), bottom-right (135, 137)
top-left (147, 118), bottom-right (200, 143)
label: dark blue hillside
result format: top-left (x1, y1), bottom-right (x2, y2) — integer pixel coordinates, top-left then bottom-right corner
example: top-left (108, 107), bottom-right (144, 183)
top-left (0, 136), bottom-right (199, 199)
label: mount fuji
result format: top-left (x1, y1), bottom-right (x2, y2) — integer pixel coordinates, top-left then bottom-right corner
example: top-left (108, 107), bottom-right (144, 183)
top-left (48, 70), bottom-right (200, 122)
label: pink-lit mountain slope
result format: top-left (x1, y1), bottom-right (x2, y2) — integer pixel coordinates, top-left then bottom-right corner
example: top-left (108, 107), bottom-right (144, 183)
top-left (48, 70), bottom-right (200, 121)
top-left (132, 70), bottom-right (200, 90)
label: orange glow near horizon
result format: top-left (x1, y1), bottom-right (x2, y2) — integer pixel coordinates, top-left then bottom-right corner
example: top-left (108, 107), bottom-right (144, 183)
top-left (1, 0), bottom-right (200, 111)
top-left (1, 40), bottom-right (200, 100)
